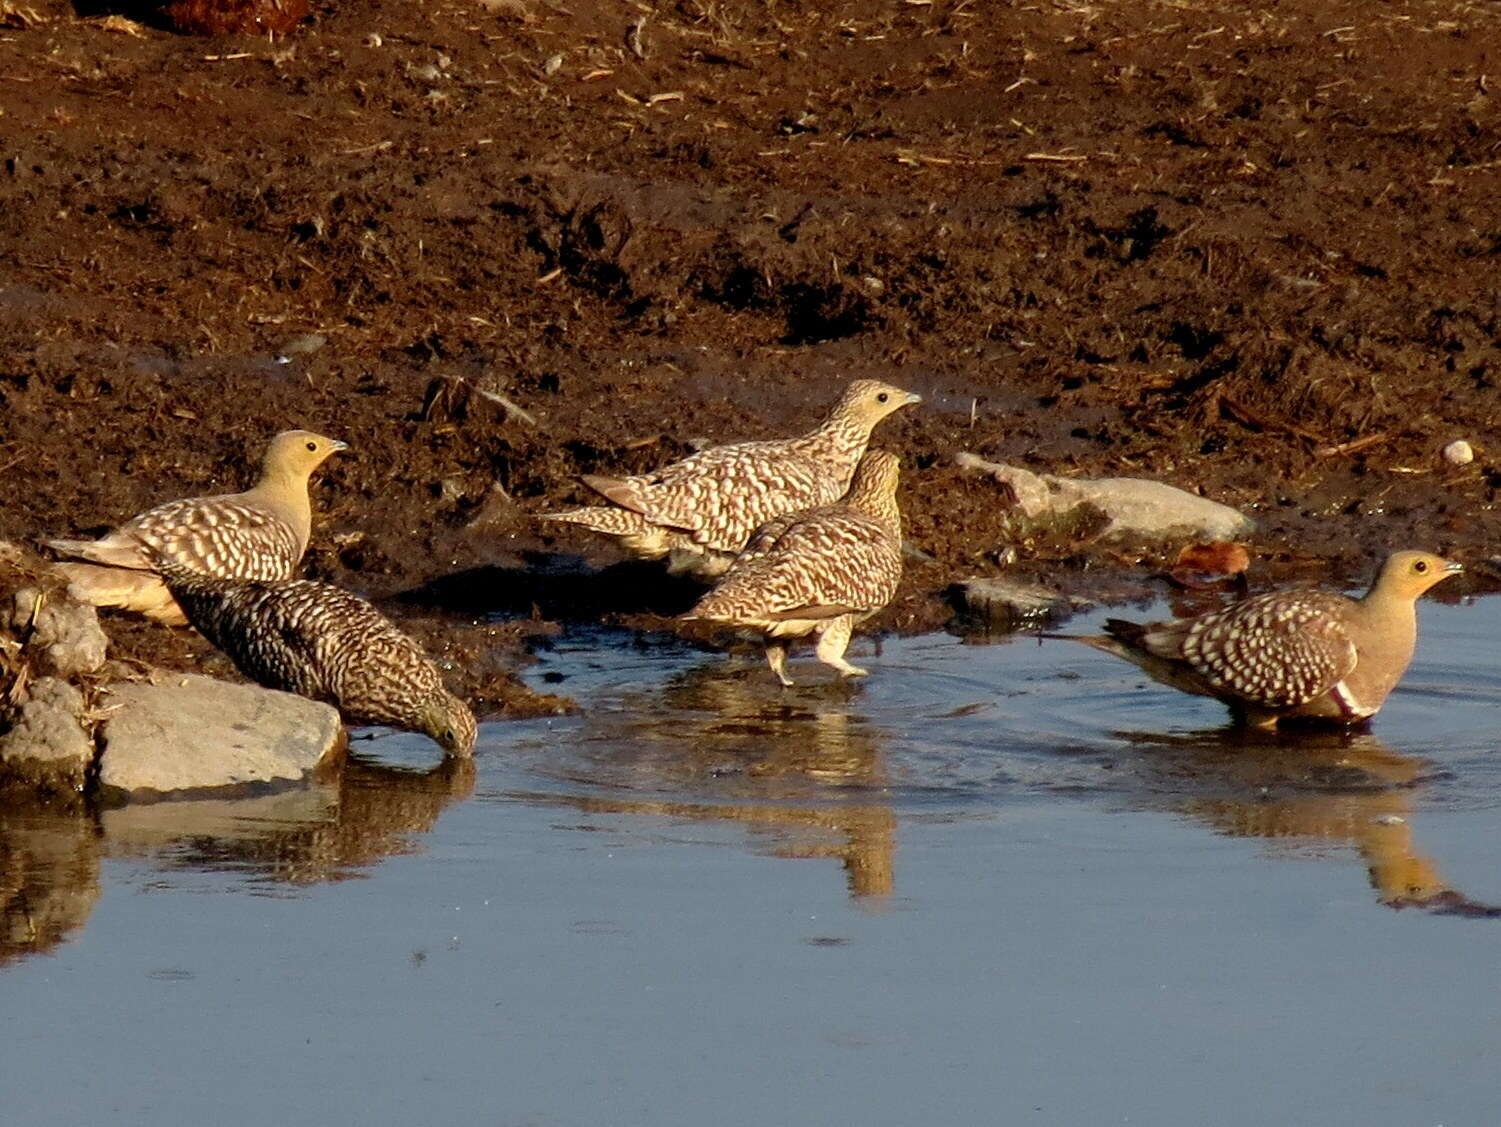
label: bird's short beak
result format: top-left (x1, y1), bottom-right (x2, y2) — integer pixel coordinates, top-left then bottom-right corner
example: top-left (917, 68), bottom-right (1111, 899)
top-left (331, 439), bottom-right (350, 453)
top-left (904, 391), bottom-right (923, 406)
top-left (1444, 560), bottom-right (1464, 574)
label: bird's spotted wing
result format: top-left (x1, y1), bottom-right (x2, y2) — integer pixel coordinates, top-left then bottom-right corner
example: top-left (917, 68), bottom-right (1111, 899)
top-left (1174, 590), bottom-right (1359, 708)
top-left (126, 497), bottom-right (302, 580)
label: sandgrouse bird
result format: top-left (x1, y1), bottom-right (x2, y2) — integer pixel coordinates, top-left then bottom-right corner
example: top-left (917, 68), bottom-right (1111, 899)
top-left (47, 429), bottom-right (346, 625)
top-left (1054, 550), bottom-right (1462, 728)
top-left (542, 380), bottom-right (920, 578)
top-left (151, 556), bottom-right (476, 757)
top-left (684, 449), bottom-right (905, 686)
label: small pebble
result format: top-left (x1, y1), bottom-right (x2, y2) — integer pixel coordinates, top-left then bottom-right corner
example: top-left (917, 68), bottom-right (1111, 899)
top-left (1442, 439), bottom-right (1474, 466)
top-left (280, 333), bottom-right (327, 356)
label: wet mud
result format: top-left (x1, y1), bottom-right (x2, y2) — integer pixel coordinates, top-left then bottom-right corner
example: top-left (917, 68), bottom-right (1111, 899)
top-left (2, 0), bottom-right (1500, 690)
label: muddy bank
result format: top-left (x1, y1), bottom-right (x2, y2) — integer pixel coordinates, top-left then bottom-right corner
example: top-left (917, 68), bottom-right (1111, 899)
top-left (2, 0), bottom-right (1500, 676)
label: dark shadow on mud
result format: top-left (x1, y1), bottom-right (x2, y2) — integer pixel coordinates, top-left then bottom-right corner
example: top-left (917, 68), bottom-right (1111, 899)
top-left (394, 553), bottom-right (705, 623)
top-left (70, 1), bottom-right (170, 27)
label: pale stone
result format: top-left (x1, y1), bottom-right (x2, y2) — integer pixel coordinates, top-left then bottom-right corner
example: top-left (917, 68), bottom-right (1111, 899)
top-left (98, 674), bottom-right (343, 799)
top-left (0, 678), bottom-right (93, 793)
top-left (9, 586), bottom-right (109, 678)
top-left (956, 452), bottom-right (1254, 542)
top-left (1443, 439), bottom-right (1474, 467)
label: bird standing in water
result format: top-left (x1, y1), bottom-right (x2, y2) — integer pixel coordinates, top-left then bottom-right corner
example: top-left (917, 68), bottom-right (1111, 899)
top-left (1050, 550), bottom-right (1462, 728)
top-left (685, 450), bottom-right (905, 686)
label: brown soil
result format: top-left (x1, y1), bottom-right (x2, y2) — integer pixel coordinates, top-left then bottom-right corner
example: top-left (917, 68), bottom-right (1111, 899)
top-left (3, 0), bottom-right (1500, 708)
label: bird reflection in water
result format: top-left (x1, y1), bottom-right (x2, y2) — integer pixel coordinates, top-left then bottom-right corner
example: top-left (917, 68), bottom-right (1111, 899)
top-left (0, 750), bottom-right (476, 967)
top-left (1116, 724), bottom-right (1501, 916)
top-left (533, 660), bottom-right (897, 899)
top-left (0, 802), bottom-right (101, 967)
top-left (103, 752), bottom-right (477, 885)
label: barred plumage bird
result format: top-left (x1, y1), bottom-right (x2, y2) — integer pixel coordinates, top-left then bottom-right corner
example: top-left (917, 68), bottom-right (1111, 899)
top-left (684, 450), bottom-right (905, 686)
top-left (542, 380), bottom-right (920, 578)
top-left (1053, 550), bottom-right (1462, 728)
top-left (151, 558), bottom-right (476, 757)
top-left (47, 429), bottom-right (346, 625)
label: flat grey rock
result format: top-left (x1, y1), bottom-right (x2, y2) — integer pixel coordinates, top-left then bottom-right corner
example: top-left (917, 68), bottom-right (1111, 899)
top-left (956, 453), bottom-right (1254, 542)
top-left (952, 577), bottom-right (1088, 630)
top-left (98, 674), bottom-right (343, 799)
top-left (0, 677), bottom-right (93, 793)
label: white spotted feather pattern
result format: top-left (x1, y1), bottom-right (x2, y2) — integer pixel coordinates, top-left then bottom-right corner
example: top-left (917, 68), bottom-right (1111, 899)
top-left (46, 429), bottom-right (345, 624)
top-left (115, 497), bottom-right (303, 579)
top-left (1062, 550), bottom-right (1460, 728)
top-left (1168, 590), bottom-right (1359, 708)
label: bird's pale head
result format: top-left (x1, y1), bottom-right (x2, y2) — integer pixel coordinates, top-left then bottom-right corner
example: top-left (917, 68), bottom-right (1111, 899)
top-left (1373, 550), bottom-right (1463, 601)
top-left (830, 380), bottom-right (922, 432)
top-left (264, 429), bottom-right (349, 480)
top-left (420, 691), bottom-right (477, 758)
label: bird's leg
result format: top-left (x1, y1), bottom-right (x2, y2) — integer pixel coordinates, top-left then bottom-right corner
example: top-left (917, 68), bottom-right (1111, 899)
top-left (765, 641), bottom-right (795, 687)
top-left (815, 616), bottom-right (868, 679)
top-left (1233, 703), bottom-right (1282, 731)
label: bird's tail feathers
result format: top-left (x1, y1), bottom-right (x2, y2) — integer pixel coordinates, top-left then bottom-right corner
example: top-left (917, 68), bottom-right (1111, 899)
top-left (49, 561), bottom-right (189, 625)
top-left (45, 535), bottom-right (152, 571)
top-left (538, 506), bottom-right (649, 534)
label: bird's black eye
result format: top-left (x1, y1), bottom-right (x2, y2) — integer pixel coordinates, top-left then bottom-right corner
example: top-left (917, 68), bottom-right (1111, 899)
top-left (877, 392), bottom-right (889, 403)
top-left (1414, 560), bottom-right (1429, 573)
top-left (306, 441), bottom-right (317, 452)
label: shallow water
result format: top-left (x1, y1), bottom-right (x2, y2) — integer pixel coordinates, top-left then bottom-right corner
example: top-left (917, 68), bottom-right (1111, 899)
top-left (4, 597), bottom-right (1501, 1125)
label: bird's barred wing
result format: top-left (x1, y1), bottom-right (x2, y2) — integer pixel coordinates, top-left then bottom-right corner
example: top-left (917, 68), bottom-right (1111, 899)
top-left (734, 511), bottom-right (804, 567)
top-left (588, 443), bottom-right (843, 552)
top-left (1174, 591), bottom-right (1359, 708)
top-left (694, 511), bottom-right (901, 621)
top-left (171, 581), bottom-right (326, 699)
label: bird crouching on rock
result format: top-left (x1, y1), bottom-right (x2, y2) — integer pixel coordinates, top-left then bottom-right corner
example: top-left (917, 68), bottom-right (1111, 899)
top-left (1049, 550), bottom-right (1462, 728)
top-left (541, 379), bottom-right (921, 579)
top-left (684, 449), bottom-right (905, 686)
top-left (148, 556), bottom-right (476, 758)
top-left (47, 429), bottom-right (346, 625)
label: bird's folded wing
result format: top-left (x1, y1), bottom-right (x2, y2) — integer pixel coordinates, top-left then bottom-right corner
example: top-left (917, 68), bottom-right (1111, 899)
top-left (127, 499), bottom-right (303, 579)
top-left (585, 446), bottom-right (829, 549)
top-left (698, 513), bottom-right (899, 620)
top-left (1178, 593), bottom-right (1359, 708)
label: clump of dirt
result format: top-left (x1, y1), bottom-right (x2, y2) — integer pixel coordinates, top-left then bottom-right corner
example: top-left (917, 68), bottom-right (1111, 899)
top-left (2, 0), bottom-right (1500, 682)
